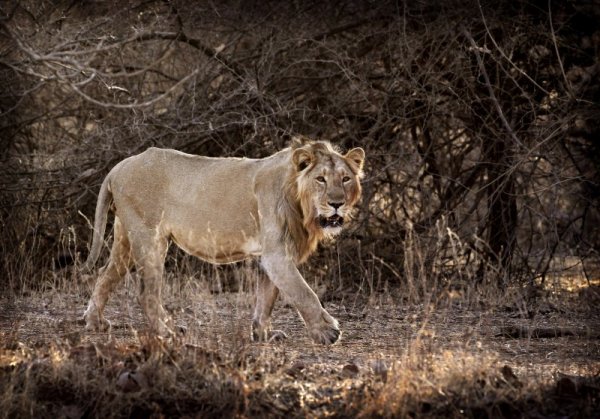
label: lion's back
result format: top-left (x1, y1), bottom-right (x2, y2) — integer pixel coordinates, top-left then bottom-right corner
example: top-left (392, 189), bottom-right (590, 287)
top-left (111, 147), bottom-right (261, 197)
top-left (106, 147), bottom-right (288, 244)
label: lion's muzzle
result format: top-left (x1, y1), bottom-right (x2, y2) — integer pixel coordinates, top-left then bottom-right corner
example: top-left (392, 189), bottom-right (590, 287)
top-left (318, 214), bottom-right (344, 228)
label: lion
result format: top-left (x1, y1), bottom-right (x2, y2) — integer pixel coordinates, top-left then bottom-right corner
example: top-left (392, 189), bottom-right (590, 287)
top-left (82, 137), bottom-right (365, 344)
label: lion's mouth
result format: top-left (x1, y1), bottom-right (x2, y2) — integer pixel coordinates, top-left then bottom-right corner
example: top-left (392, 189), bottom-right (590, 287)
top-left (318, 214), bottom-right (344, 228)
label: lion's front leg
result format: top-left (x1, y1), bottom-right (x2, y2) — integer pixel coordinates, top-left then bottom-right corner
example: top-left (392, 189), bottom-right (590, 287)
top-left (260, 252), bottom-right (340, 345)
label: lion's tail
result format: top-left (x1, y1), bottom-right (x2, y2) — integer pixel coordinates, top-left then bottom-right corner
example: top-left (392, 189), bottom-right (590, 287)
top-left (82, 174), bottom-right (113, 272)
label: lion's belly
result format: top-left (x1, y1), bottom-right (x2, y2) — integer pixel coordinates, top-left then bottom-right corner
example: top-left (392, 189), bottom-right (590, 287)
top-left (160, 177), bottom-right (262, 263)
top-left (169, 226), bottom-right (262, 264)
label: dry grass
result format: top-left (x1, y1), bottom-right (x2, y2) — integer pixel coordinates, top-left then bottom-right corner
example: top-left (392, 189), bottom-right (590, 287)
top-left (1, 270), bottom-right (598, 418)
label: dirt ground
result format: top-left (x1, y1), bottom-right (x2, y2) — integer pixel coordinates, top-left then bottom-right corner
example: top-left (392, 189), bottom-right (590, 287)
top-left (1, 275), bottom-right (599, 417)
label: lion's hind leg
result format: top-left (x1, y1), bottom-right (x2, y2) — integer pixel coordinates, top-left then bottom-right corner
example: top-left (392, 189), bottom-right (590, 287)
top-left (128, 229), bottom-right (172, 336)
top-left (84, 216), bottom-right (132, 331)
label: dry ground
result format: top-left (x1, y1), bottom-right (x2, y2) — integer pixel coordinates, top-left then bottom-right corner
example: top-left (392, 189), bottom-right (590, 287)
top-left (1, 272), bottom-right (599, 418)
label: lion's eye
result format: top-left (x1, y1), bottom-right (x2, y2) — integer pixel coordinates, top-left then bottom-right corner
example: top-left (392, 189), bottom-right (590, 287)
top-left (343, 176), bottom-right (351, 183)
top-left (316, 176), bottom-right (326, 183)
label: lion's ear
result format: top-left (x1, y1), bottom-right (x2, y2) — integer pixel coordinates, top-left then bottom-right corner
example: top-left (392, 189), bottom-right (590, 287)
top-left (291, 135), bottom-right (311, 149)
top-left (292, 148), bottom-right (314, 172)
top-left (344, 147), bottom-right (365, 172)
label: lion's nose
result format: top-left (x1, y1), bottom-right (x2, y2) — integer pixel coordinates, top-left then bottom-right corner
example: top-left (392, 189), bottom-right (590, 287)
top-left (329, 202), bottom-right (343, 210)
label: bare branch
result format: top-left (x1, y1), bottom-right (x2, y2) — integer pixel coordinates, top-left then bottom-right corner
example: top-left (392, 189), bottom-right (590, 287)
top-left (462, 27), bottom-right (525, 149)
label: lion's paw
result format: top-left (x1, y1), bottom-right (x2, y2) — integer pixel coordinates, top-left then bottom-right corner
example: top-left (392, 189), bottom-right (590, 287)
top-left (83, 307), bottom-right (110, 332)
top-left (308, 311), bottom-right (341, 345)
top-left (251, 321), bottom-right (270, 342)
top-left (151, 316), bottom-right (177, 337)
top-left (251, 319), bottom-right (288, 343)
top-left (252, 329), bottom-right (289, 343)
top-left (251, 320), bottom-right (267, 342)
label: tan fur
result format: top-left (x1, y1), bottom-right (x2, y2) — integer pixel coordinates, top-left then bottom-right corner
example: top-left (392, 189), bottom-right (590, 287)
top-left (83, 138), bottom-right (365, 344)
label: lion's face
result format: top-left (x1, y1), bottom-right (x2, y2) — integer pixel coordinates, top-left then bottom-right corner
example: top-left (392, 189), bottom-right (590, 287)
top-left (292, 141), bottom-right (365, 237)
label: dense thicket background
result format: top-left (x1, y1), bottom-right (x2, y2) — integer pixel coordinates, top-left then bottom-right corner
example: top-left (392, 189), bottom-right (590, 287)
top-left (1, 0), bottom-right (599, 294)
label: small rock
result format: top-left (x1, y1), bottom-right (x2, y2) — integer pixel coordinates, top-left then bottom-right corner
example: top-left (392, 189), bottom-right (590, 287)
top-left (341, 363), bottom-right (359, 378)
top-left (116, 370), bottom-right (148, 393)
top-left (286, 361), bottom-right (305, 378)
top-left (500, 365), bottom-right (522, 388)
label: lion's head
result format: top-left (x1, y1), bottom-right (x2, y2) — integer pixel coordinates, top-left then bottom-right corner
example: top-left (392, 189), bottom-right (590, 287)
top-left (280, 137), bottom-right (365, 263)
